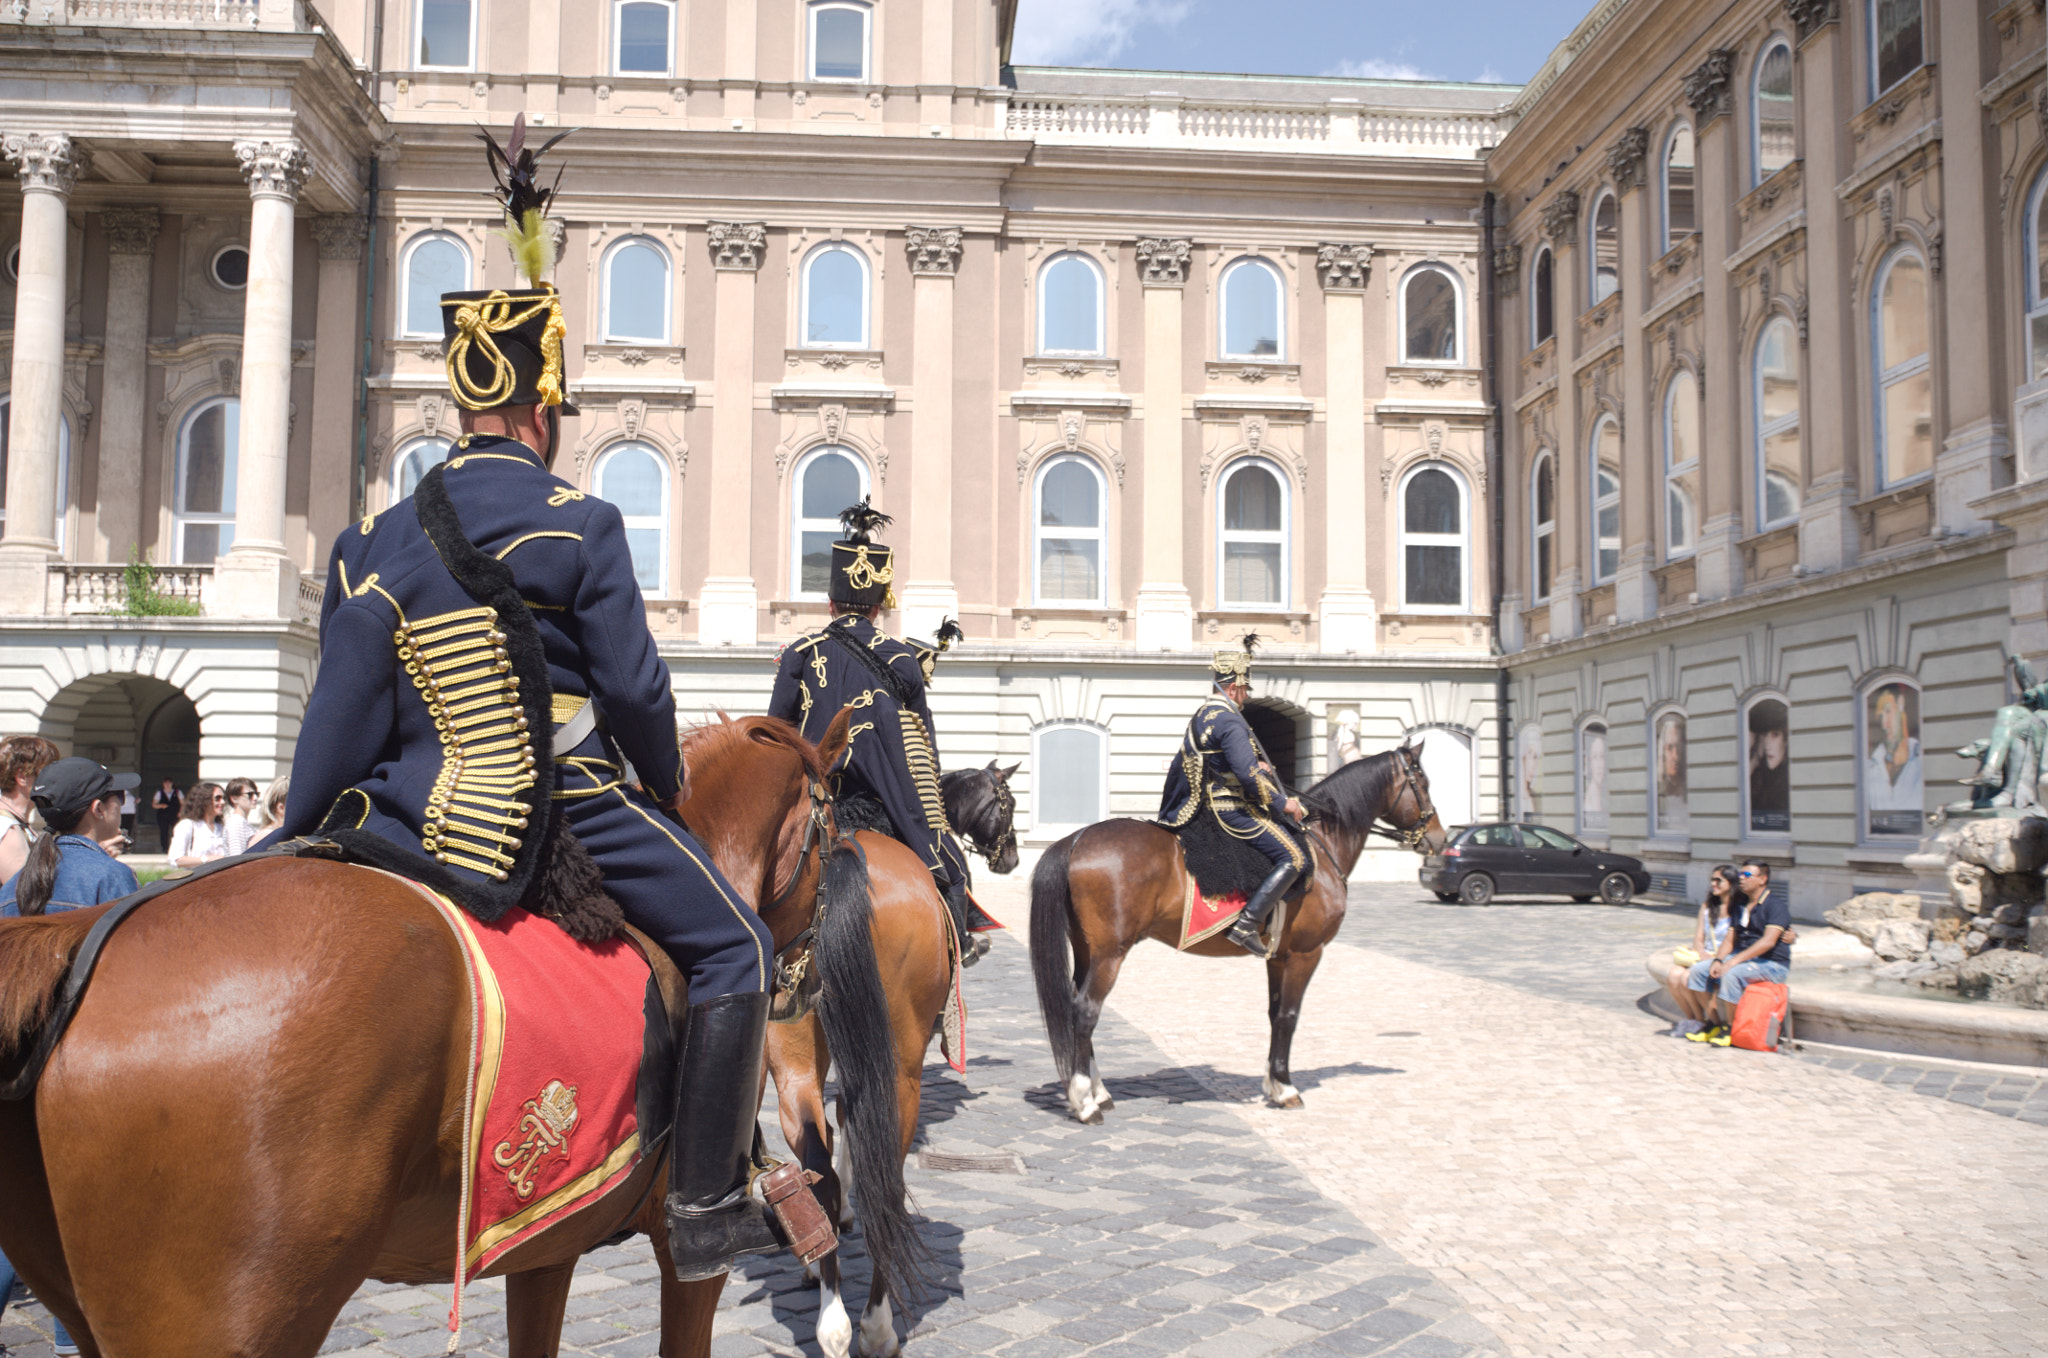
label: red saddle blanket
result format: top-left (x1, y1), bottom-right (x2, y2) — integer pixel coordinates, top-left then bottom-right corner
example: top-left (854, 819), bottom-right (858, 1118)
top-left (1178, 879), bottom-right (1247, 950)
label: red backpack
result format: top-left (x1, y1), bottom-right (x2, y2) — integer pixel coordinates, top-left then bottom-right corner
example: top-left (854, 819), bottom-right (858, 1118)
top-left (1730, 980), bottom-right (1790, 1052)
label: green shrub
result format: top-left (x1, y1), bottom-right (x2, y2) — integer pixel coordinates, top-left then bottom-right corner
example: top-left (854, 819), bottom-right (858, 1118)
top-left (111, 551), bottom-right (201, 617)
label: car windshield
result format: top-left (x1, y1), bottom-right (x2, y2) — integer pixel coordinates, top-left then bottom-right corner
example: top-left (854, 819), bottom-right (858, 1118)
top-left (1523, 825), bottom-right (1578, 851)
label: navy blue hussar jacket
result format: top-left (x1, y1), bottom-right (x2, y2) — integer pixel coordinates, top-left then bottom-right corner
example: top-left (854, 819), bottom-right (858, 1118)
top-left (767, 615), bottom-right (966, 890)
top-left (277, 433), bottom-right (683, 904)
top-left (1159, 692), bottom-right (1288, 828)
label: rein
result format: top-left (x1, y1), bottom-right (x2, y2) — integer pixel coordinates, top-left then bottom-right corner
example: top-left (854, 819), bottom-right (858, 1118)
top-left (958, 777), bottom-right (1017, 869)
top-left (1367, 749), bottom-right (1437, 849)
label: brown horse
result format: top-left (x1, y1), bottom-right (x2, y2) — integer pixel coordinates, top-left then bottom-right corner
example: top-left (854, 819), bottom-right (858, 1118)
top-left (1028, 740), bottom-right (1445, 1123)
top-left (0, 711), bottom-right (918, 1358)
top-left (763, 760), bottom-right (1023, 1358)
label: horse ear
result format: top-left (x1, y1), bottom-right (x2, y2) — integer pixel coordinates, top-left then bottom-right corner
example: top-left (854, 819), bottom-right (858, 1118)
top-left (999, 761), bottom-right (1020, 783)
top-left (1410, 735), bottom-right (1426, 757)
top-left (815, 704), bottom-right (855, 770)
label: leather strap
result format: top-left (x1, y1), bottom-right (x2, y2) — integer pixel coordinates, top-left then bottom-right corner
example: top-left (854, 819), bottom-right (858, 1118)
top-left (822, 617), bottom-right (917, 708)
top-left (552, 695), bottom-right (600, 756)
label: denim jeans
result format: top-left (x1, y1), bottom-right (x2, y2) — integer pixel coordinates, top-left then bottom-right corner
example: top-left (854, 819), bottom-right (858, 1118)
top-left (0, 1244), bottom-right (75, 1348)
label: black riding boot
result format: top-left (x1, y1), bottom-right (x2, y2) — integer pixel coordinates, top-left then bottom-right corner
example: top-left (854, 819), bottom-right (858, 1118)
top-left (1226, 862), bottom-right (1300, 960)
top-left (665, 991), bottom-right (781, 1281)
top-left (944, 880), bottom-right (991, 967)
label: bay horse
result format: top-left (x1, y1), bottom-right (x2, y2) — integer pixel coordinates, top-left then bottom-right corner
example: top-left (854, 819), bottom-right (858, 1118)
top-left (0, 710), bottom-right (917, 1358)
top-left (1029, 739), bottom-right (1445, 1123)
top-left (765, 758), bottom-right (1023, 1358)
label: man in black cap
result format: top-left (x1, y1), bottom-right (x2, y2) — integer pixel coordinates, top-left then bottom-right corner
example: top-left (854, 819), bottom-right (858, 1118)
top-left (269, 117), bottom-right (811, 1281)
top-left (766, 501), bottom-right (991, 964)
top-left (1, 756), bottom-right (140, 917)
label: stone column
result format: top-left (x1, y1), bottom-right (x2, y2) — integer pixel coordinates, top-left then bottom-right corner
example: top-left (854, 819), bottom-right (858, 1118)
top-left (1931, 0), bottom-right (2003, 533)
top-left (1792, 3), bottom-right (1858, 571)
top-left (309, 213), bottom-right (366, 564)
top-left (1541, 192), bottom-right (1583, 641)
top-left (96, 207), bottom-right (159, 566)
top-left (1608, 126), bottom-right (1657, 623)
top-left (700, 222), bottom-right (765, 646)
top-left (1684, 50), bottom-right (1744, 601)
top-left (1133, 236), bottom-right (1193, 651)
top-left (0, 132), bottom-right (87, 613)
top-left (215, 138), bottom-right (309, 619)
top-left (900, 225), bottom-right (962, 644)
top-left (1316, 243), bottom-right (1376, 653)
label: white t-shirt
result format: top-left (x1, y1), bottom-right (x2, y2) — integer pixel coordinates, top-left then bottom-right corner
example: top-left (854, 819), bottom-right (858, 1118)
top-left (168, 818), bottom-right (227, 862)
top-left (224, 809), bottom-right (254, 854)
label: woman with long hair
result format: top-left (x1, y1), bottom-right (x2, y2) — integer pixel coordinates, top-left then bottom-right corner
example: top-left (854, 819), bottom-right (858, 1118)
top-left (167, 780), bottom-right (228, 867)
top-left (1661, 864), bottom-right (1737, 1037)
top-left (1, 757), bottom-right (141, 916)
top-left (0, 734), bottom-right (61, 883)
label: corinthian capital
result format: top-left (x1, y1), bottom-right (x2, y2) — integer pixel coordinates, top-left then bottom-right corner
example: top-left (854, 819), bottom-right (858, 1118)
top-left (1135, 236), bottom-right (1192, 288)
top-left (708, 221), bottom-right (767, 271)
top-left (4, 132), bottom-right (89, 196)
top-left (102, 206), bottom-right (162, 256)
top-left (904, 225), bottom-right (963, 276)
top-left (235, 139), bottom-right (311, 201)
top-left (1605, 126), bottom-right (1650, 193)
top-left (1315, 242), bottom-right (1372, 292)
top-left (312, 212), bottom-right (368, 260)
top-left (1684, 49), bottom-right (1737, 127)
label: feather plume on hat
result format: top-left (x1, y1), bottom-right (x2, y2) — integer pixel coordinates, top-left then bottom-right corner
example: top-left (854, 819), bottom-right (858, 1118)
top-left (935, 617), bottom-right (965, 651)
top-left (838, 498), bottom-right (893, 544)
top-left (478, 113), bottom-right (573, 287)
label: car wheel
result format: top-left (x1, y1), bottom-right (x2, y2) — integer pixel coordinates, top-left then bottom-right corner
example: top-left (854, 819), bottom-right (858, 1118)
top-left (1599, 871), bottom-right (1634, 905)
top-left (1433, 891), bottom-right (1457, 902)
top-left (1458, 873), bottom-right (1495, 906)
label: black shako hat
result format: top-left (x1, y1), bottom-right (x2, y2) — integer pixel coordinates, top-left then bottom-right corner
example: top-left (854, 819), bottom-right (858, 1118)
top-left (829, 499), bottom-right (897, 610)
top-left (31, 756), bottom-right (139, 824)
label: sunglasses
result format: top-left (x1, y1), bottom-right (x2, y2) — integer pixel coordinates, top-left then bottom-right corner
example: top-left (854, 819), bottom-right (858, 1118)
top-left (1738, 869), bottom-right (1758, 878)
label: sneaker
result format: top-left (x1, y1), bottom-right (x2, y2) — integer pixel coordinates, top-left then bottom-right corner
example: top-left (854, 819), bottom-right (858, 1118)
top-left (1685, 1024), bottom-right (1727, 1045)
top-left (1706, 1027), bottom-right (1734, 1047)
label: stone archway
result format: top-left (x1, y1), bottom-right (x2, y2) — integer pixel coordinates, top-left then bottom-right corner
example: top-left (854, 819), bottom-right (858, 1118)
top-left (39, 672), bottom-right (200, 852)
top-left (1245, 697), bottom-right (1311, 787)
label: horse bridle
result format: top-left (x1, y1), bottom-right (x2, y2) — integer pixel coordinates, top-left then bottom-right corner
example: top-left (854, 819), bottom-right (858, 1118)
top-left (764, 773), bottom-right (842, 1002)
top-left (1372, 746), bottom-right (1438, 849)
top-left (959, 777), bottom-right (1017, 869)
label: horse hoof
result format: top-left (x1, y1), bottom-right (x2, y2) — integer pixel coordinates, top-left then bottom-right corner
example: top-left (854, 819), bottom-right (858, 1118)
top-left (817, 1286), bottom-right (854, 1358)
top-left (858, 1294), bottom-right (899, 1357)
top-left (1078, 1100), bottom-right (1104, 1125)
top-left (1263, 1076), bottom-right (1303, 1109)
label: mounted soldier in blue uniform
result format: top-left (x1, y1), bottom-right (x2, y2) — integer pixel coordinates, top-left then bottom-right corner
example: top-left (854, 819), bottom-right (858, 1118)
top-left (267, 116), bottom-right (815, 1282)
top-left (1158, 634), bottom-right (1309, 958)
top-left (766, 502), bottom-right (994, 964)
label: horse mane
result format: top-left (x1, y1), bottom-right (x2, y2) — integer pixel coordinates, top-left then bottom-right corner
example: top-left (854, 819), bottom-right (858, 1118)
top-left (681, 713), bottom-right (829, 783)
top-left (1304, 749), bottom-right (1402, 835)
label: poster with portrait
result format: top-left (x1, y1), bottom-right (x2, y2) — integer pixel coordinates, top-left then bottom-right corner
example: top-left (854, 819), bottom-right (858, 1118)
top-left (1746, 697), bottom-right (1791, 834)
top-left (1579, 722), bottom-right (1608, 833)
top-left (1653, 711), bottom-right (1688, 836)
top-left (1863, 681), bottom-right (1923, 839)
top-left (1516, 723), bottom-right (1542, 822)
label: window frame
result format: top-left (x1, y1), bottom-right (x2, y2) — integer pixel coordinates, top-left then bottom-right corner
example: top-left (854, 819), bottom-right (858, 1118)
top-left (1872, 245), bottom-right (1934, 489)
top-left (1576, 718), bottom-right (1610, 837)
top-left (613, 0), bottom-right (675, 77)
top-left (1660, 121), bottom-right (1696, 255)
top-left (172, 396), bottom-right (239, 565)
top-left (0, 395), bottom-right (71, 552)
top-left (1218, 256), bottom-right (1286, 362)
top-left (209, 243), bottom-right (250, 292)
top-left (600, 235), bottom-right (672, 345)
top-left (593, 441), bottom-right (672, 598)
top-left (1752, 37), bottom-right (1795, 187)
top-left (1662, 369), bottom-right (1699, 560)
top-left (1400, 262), bottom-right (1463, 366)
top-left (798, 240), bottom-right (871, 350)
top-left (1035, 251), bottom-right (1106, 357)
top-left (2025, 166), bottom-right (2048, 384)
top-left (1530, 449), bottom-right (1556, 604)
top-left (1032, 452), bottom-right (1109, 607)
top-left (413, 0), bottom-right (476, 71)
top-left (390, 435), bottom-right (452, 506)
top-left (398, 232), bottom-right (472, 340)
top-left (1867, 0), bottom-right (1925, 100)
top-left (789, 444), bottom-right (872, 600)
top-left (1396, 461), bottom-right (1469, 614)
top-left (807, 0), bottom-right (872, 83)
top-left (1754, 315), bottom-right (1803, 529)
top-left (1588, 191), bottom-right (1620, 306)
top-left (1530, 245), bottom-right (1555, 347)
top-left (1216, 456), bottom-right (1291, 610)
top-left (1588, 416), bottom-right (1622, 585)
top-left (1030, 721), bottom-right (1108, 832)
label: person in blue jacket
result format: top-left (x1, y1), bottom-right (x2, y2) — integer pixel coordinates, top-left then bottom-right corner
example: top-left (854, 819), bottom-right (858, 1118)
top-left (0, 756), bottom-right (139, 918)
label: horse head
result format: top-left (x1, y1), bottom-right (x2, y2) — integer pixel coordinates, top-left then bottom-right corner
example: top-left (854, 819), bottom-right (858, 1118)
top-left (943, 760), bottom-right (1021, 875)
top-left (1391, 739), bottom-right (1448, 855)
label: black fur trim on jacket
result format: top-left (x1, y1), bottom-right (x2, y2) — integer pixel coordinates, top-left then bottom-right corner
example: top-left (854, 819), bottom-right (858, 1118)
top-left (1172, 810), bottom-right (1309, 900)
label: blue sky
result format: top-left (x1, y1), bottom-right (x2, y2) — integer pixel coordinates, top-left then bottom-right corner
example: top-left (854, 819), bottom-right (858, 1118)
top-left (1010, 0), bottom-right (1600, 86)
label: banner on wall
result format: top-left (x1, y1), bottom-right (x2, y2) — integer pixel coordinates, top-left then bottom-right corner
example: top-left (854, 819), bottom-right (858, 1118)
top-left (1516, 723), bottom-right (1542, 822)
top-left (1579, 722), bottom-right (1608, 832)
top-left (1746, 698), bottom-right (1791, 834)
top-left (1654, 711), bottom-right (1688, 836)
top-left (1863, 681), bottom-right (1923, 839)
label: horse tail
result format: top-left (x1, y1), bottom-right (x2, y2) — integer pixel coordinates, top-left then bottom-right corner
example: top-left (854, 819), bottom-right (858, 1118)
top-left (0, 909), bottom-right (101, 1059)
top-left (813, 839), bottom-right (931, 1296)
top-left (1028, 830), bottom-right (1082, 1088)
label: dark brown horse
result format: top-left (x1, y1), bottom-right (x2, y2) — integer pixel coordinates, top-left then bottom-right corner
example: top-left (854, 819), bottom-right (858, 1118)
top-left (0, 711), bottom-right (918, 1358)
top-left (1029, 739), bottom-right (1445, 1122)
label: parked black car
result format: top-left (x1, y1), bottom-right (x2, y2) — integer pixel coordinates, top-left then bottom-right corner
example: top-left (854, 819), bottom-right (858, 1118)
top-left (1418, 822), bottom-right (1652, 906)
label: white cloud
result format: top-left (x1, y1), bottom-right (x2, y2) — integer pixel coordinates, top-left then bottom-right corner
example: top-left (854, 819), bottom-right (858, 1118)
top-left (1474, 64), bottom-right (1506, 85)
top-left (1324, 57), bottom-right (1438, 81)
top-left (1010, 0), bottom-right (1191, 67)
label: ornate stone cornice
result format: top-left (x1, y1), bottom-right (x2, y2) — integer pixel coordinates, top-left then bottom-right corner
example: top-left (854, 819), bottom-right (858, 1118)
top-left (4, 132), bottom-right (88, 196)
top-left (1542, 190), bottom-right (1581, 245)
top-left (904, 225), bottom-right (963, 276)
top-left (1684, 49), bottom-right (1737, 127)
top-left (102, 206), bottom-right (161, 256)
top-left (1135, 236), bottom-right (1192, 288)
top-left (1784, 0), bottom-right (1838, 43)
top-left (234, 139), bottom-right (310, 201)
top-left (312, 213), bottom-right (368, 261)
top-left (1315, 242), bottom-right (1372, 292)
top-left (1605, 126), bottom-right (1651, 193)
top-left (708, 221), bottom-right (766, 271)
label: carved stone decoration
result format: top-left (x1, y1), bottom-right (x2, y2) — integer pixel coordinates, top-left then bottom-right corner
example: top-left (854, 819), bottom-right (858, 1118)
top-left (1784, 0), bottom-right (1838, 42)
top-left (619, 398), bottom-right (646, 438)
top-left (1424, 421), bottom-right (1446, 455)
top-left (2038, 80), bottom-right (2048, 148)
top-left (1379, 461), bottom-right (1395, 496)
top-left (3, 132), bottom-right (89, 195)
top-left (1795, 292), bottom-right (1810, 347)
top-left (417, 394), bottom-right (446, 438)
top-left (1315, 242), bottom-right (1372, 291)
top-left (821, 403), bottom-right (847, 443)
top-left (819, 353), bottom-right (852, 370)
top-left (1493, 241), bottom-right (1522, 296)
top-left (311, 213), bottom-right (367, 261)
top-left (1135, 237), bottom-right (1193, 287)
top-left (619, 348), bottom-right (650, 366)
top-left (1928, 230), bottom-right (1943, 277)
top-left (1605, 126), bottom-right (1651, 193)
top-left (1061, 411), bottom-right (1082, 451)
top-left (1758, 262), bottom-right (1772, 299)
top-left (905, 225), bottom-right (964, 276)
top-left (235, 139), bottom-right (311, 201)
top-left (1242, 415), bottom-right (1266, 456)
top-left (1879, 186), bottom-right (1894, 236)
top-left (1416, 370), bottom-right (1451, 387)
top-left (1017, 448), bottom-right (1031, 486)
top-left (1683, 49), bottom-right (1737, 127)
top-left (1109, 448), bottom-right (1126, 487)
top-left (1542, 190), bottom-right (1581, 245)
top-left (708, 221), bottom-right (767, 271)
top-left (1238, 366), bottom-right (1270, 383)
top-left (102, 206), bottom-right (162, 256)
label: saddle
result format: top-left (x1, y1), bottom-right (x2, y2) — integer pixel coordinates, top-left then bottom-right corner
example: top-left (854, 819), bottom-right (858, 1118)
top-left (1165, 806), bottom-right (1311, 903)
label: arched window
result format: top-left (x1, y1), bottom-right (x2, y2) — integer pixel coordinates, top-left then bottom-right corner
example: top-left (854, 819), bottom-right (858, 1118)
top-left (416, 0), bottom-right (474, 69)
top-left (1033, 722), bottom-right (1105, 828)
top-left (1531, 451), bottom-right (1556, 603)
top-left (595, 442), bottom-right (670, 595)
top-left (1589, 193), bottom-right (1619, 304)
top-left (1037, 253), bottom-right (1104, 356)
top-left (1589, 416), bottom-right (1621, 583)
top-left (808, 0), bottom-right (870, 82)
top-left (1399, 464), bottom-right (1467, 611)
top-left (1860, 676), bottom-right (1923, 841)
top-left (603, 237), bottom-right (670, 344)
top-left (400, 233), bottom-right (470, 338)
top-left (1755, 317), bottom-right (1802, 527)
top-left (1530, 246), bottom-right (1555, 346)
top-left (1410, 726), bottom-right (1474, 828)
top-left (1870, 0), bottom-right (1923, 98)
top-left (174, 397), bottom-right (239, 563)
top-left (791, 445), bottom-right (869, 597)
top-left (1220, 257), bottom-right (1283, 360)
top-left (614, 0), bottom-right (673, 75)
top-left (1577, 720), bottom-right (1609, 834)
top-left (800, 242), bottom-right (869, 348)
top-left (1873, 249), bottom-right (1933, 486)
top-left (1034, 453), bottom-right (1106, 605)
top-left (391, 436), bottom-right (451, 503)
top-left (2026, 168), bottom-right (2048, 382)
top-left (1754, 40), bottom-right (1795, 183)
top-left (1662, 124), bottom-right (1696, 253)
top-left (0, 396), bottom-right (71, 552)
top-left (1402, 264), bottom-right (1460, 364)
top-left (1219, 459), bottom-right (1288, 607)
top-left (1664, 370), bottom-right (1699, 558)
